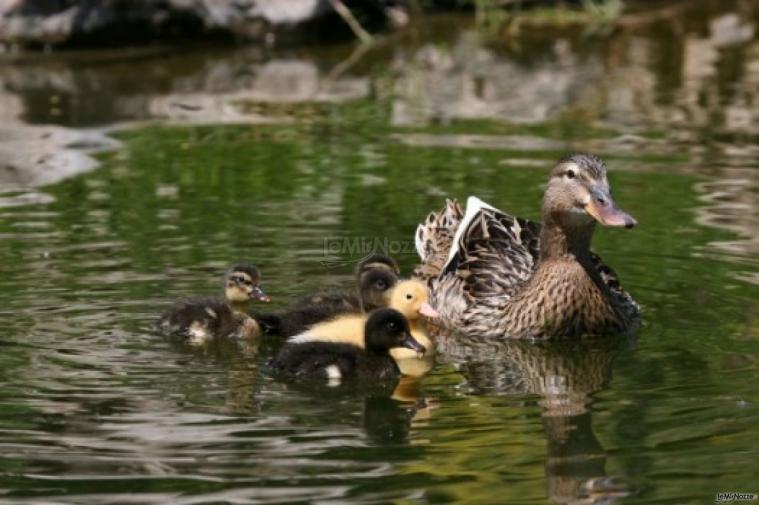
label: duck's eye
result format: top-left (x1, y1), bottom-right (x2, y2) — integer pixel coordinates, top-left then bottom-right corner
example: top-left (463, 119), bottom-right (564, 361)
top-left (566, 169), bottom-right (576, 179)
top-left (405, 293), bottom-right (413, 300)
top-left (387, 322), bottom-right (397, 330)
top-left (375, 280), bottom-right (387, 289)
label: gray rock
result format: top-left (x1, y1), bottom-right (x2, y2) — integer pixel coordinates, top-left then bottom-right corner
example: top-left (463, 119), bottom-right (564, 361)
top-left (0, 0), bottom-right (369, 47)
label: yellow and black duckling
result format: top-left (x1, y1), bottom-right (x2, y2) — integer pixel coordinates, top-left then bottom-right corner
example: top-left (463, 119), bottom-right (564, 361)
top-left (269, 308), bottom-right (425, 383)
top-left (413, 153), bottom-right (640, 339)
top-left (287, 280), bottom-right (439, 357)
top-left (256, 253), bottom-right (400, 337)
top-left (158, 264), bottom-right (270, 344)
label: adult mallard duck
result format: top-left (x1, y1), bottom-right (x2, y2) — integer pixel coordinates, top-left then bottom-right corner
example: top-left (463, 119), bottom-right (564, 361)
top-left (413, 154), bottom-right (640, 339)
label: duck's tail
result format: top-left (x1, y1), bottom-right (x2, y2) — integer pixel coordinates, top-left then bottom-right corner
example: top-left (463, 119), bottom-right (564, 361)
top-left (412, 198), bottom-right (463, 282)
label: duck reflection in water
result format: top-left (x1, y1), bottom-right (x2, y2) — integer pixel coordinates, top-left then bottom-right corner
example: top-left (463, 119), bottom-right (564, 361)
top-left (435, 331), bottom-right (635, 504)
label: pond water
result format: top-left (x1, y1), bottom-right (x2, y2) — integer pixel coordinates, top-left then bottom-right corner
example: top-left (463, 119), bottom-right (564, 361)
top-left (0, 3), bottom-right (757, 504)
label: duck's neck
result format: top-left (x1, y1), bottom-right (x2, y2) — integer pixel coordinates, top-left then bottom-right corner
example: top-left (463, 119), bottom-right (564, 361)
top-left (229, 300), bottom-right (252, 314)
top-left (539, 213), bottom-right (595, 262)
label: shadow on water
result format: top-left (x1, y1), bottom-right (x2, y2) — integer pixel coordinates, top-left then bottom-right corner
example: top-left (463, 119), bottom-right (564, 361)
top-left (435, 332), bottom-right (635, 504)
top-left (0, 1), bottom-right (757, 503)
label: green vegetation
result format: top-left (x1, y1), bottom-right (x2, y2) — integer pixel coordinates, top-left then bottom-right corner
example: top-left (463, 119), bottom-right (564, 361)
top-left (473, 0), bottom-right (625, 37)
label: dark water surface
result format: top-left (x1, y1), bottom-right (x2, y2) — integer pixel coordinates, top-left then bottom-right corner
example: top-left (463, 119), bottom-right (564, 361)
top-left (0, 3), bottom-right (757, 504)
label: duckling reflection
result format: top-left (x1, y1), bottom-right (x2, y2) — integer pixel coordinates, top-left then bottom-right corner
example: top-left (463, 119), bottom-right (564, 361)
top-left (163, 327), bottom-right (262, 412)
top-left (256, 253), bottom-right (400, 337)
top-left (435, 330), bottom-right (633, 504)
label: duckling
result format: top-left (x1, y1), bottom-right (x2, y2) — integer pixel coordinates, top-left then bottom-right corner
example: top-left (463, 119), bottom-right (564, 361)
top-left (256, 253), bottom-right (400, 337)
top-left (269, 308), bottom-right (425, 383)
top-left (158, 264), bottom-right (270, 344)
top-left (288, 280), bottom-right (439, 358)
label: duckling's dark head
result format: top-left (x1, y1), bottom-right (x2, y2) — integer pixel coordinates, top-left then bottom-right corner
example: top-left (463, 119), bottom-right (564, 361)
top-left (364, 308), bottom-right (425, 356)
top-left (224, 264), bottom-right (270, 304)
top-left (355, 253), bottom-right (401, 277)
top-left (544, 154), bottom-right (636, 230)
top-left (357, 264), bottom-right (400, 311)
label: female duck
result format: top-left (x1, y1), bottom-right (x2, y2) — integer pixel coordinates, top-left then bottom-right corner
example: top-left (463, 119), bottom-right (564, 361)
top-left (414, 154), bottom-right (640, 339)
top-left (257, 253), bottom-right (400, 337)
top-left (288, 280), bottom-right (439, 355)
top-left (270, 308), bottom-right (425, 383)
top-left (158, 264), bottom-right (270, 344)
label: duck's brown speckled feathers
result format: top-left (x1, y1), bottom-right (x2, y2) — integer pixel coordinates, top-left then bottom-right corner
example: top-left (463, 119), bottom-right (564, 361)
top-left (414, 154), bottom-right (640, 339)
top-left (413, 199), bottom-right (463, 284)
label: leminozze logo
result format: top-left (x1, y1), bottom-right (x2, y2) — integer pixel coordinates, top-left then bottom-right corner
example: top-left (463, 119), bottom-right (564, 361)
top-left (320, 237), bottom-right (416, 267)
top-left (715, 492), bottom-right (758, 503)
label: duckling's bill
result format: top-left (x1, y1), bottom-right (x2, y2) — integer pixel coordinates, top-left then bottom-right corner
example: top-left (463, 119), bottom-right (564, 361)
top-left (400, 332), bottom-right (426, 356)
top-left (419, 302), bottom-right (439, 319)
top-left (251, 285), bottom-right (271, 302)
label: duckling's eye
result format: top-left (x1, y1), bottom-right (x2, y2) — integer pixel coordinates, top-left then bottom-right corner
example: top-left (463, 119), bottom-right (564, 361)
top-left (387, 322), bottom-right (397, 330)
top-left (566, 169), bottom-right (576, 179)
top-left (375, 280), bottom-right (387, 289)
top-left (405, 293), bottom-right (413, 300)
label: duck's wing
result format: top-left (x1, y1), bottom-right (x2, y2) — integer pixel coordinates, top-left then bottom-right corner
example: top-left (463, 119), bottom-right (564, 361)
top-left (254, 291), bottom-right (361, 337)
top-left (412, 199), bottom-right (464, 282)
top-left (271, 343), bottom-right (359, 381)
top-left (443, 197), bottom-right (541, 301)
top-left (589, 252), bottom-right (640, 320)
top-left (157, 297), bottom-right (229, 340)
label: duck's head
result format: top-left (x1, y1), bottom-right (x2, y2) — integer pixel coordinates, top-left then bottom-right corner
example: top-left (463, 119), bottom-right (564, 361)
top-left (356, 253), bottom-right (401, 277)
top-left (355, 254), bottom-right (401, 310)
top-left (389, 280), bottom-right (440, 321)
top-left (543, 154), bottom-right (636, 230)
top-left (224, 264), bottom-right (270, 305)
top-left (364, 308), bottom-right (425, 356)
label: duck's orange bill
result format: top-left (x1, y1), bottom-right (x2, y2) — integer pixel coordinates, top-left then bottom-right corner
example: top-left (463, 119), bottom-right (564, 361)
top-left (585, 193), bottom-right (637, 229)
top-left (419, 302), bottom-right (440, 318)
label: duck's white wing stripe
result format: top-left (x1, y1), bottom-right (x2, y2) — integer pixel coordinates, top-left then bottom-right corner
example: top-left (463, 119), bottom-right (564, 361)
top-left (443, 196), bottom-right (499, 270)
top-left (415, 224), bottom-right (426, 261)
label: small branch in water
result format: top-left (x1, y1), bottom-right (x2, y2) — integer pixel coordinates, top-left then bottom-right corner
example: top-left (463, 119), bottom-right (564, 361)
top-left (328, 0), bottom-right (373, 44)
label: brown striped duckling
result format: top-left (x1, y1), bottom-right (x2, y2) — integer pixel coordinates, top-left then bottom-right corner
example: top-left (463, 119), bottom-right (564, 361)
top-left (413, 153), bottom-right (640, 339)
top-left (256, 253), bottom-right (400, 337)
top-left (158, 264), bottom-right (270, 344)
top-left (269, 308), bottom-right (425, 384)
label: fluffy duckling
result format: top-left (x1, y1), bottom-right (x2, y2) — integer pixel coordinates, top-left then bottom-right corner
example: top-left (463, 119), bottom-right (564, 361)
top-left (288, 280), bottom-right (439, 358)
top-left (256, 253), bottom-right (400, 337)
top-left (158, 264), bottom-right (270, 344)
top-left (270, 308), bottom-right (425, 383)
